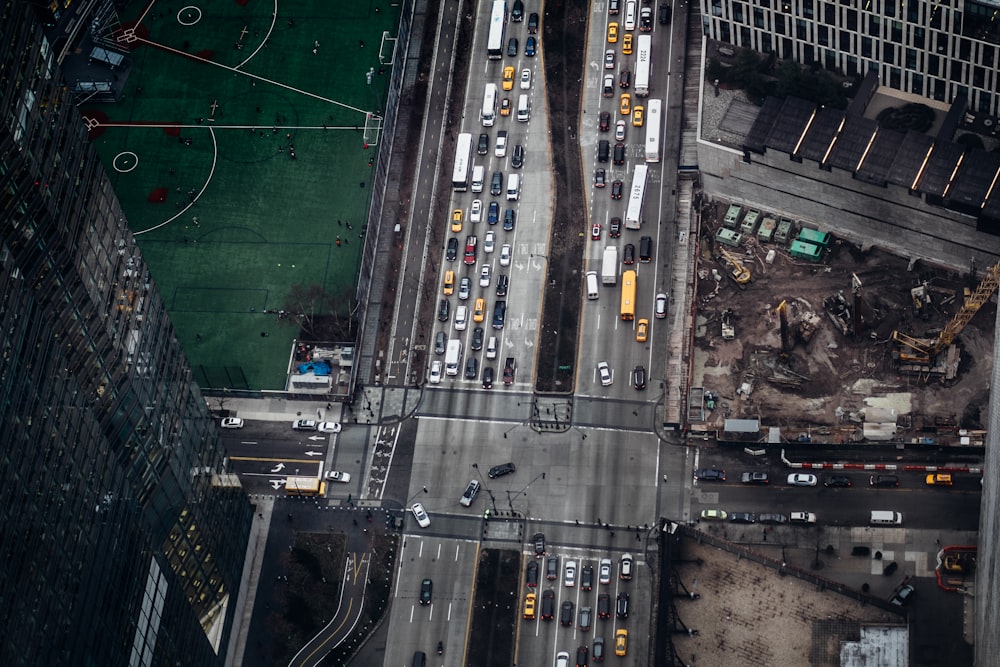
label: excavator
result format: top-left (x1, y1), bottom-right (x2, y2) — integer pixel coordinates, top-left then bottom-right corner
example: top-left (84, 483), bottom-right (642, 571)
top-left (718, 248), bottom-right (751, 284)
top-left (891, 258), bottom-right (1000, 379)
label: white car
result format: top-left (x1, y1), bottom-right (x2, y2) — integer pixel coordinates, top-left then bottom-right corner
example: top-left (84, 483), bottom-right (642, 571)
top-left (789, 511), bottom-right (817, 524)
top-left (429, 360), bottom-right (443, 384)
top-left (556, 652), bottom-right (570, 667)
top-left (484, 230), bottom-right (496, 253)
top-left (470, 199), bottom-right (483, 223)
top-left (479, 264), bottom-right (492, 287)
top-left (318, 421), bottom-right (342, 433)
top-left (220, 417), bottom-right (244, 429)
top-left (499, 243), bottom-right (512, 266)
top-left (564, 560), bottom-right (577, 587)
top-left (411, 502), bottom-right (431, 528)
top-left (599, 558), bottom-right (612, 584)
top-left (455, 305), bottom-right (468, 331)
top-left (597, 361), bottom-right (612, 386)
top-left (325, 470), bottom-right (352, 483)
top-left (292, 419), bottom-right (318, 430)
top-left (654, 292), bottom-right (668, 318)
top-left (787, 473), bottom-right (818, 487)
top-left (495, 130), bottom-right (508, 158)
top-left (520, 68), bottom-right (531, 89)
top-left (615, 120), bottom-right (627, 141)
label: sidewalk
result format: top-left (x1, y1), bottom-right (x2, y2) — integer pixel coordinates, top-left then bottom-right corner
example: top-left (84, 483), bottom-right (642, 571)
top-left (209, 383), bottom-right (422, 426)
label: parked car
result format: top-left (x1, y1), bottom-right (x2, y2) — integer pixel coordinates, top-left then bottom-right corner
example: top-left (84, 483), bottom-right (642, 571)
top-left (890, 582), bottom-right (916, 606)
top-left (220, 417), bottom-right (244, 429)
top-left (730, 512), bottom-right (756, 524)
top-left (787, 473), bottom-right (818, 487)
top-left (789, 511), bottom-right (817, 524)
top-left (758, 513), bottom-right (789, 524)
top-left (741, 472), bottom-right (769, 485)
top-left (318, 421), bottom-right (341, 433)
top-left (824, 475), bottom-right (853, 487)
top-left (695, 468), bottom-right (726, 482)
top-left (700, 509), bottom-right (727, 521)
top-left (292, 419), bottom-right (317, 431)
top-left (870, 474), bottom-right (900, 487)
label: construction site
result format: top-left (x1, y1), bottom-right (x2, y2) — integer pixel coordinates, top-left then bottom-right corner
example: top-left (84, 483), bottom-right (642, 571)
top-left (689, 198), bottom-right (995, 447)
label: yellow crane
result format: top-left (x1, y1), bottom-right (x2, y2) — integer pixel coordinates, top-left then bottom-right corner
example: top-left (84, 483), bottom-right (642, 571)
top-left (718, 248), bottom-right (751, 284)
top-left (892, 258), bottom-right (1000, 373)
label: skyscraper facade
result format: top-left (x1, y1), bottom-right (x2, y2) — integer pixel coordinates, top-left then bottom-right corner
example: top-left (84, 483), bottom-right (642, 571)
top-left (0, 2), bottom-right (252, 665)
top-left (703, 0), bottom-right (1000, 116)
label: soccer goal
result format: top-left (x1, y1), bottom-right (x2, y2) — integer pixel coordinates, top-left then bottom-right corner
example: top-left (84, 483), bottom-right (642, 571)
top-left (378, 31), bottom-right (397, 65)
top-left (363, 112), bottom-right (383, 147)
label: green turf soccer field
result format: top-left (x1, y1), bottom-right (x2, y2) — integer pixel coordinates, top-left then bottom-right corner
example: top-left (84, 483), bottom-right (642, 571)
top-left (85, 0), bottom-right (401, 390)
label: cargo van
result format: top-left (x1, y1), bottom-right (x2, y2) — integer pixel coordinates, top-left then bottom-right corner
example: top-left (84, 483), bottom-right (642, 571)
top-left (517, 94), bottom-right (530, 122)
top-left (506, 173), bottom-right (520, 201)
top-left (413, 652), bottom-right (426, 667)
top-left (638, 235), bottom-right (653, 263)
top-left (471, 165), bottom-right (485, 193)
top-left (586, 271), bottom-right (600, 300)
top-left (870, 510), bottom-right (903, 526)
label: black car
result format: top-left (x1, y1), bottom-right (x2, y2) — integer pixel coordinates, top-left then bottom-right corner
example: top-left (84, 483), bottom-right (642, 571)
top-left (541, 589), bottom-right (556, 620)
top-left (482, 366), bottom-right (494, 389)
top-left (507, 37), bottom-right (518, 57)
top-left (576, 646), bottom-right (589, 667)
top-left (633, 364), bottom-right (646, 390)
top-left (597, 593), bottom-right (611, 619)
top-left (639, 7), bottom-right (653, 31)
top-left (741, 472), bottom-right (769, 485)
top-left (419, 578), bottom-right (432, 606)
top-left (623, 243), bottom-right (635, 265)
top-left (581, 565), bottom-right (594, 591)
top-left (527, 12), bottom-right (539, 33)
top-left (599, 111), bottom-right (611, 132)
top-left (560, 600), bottom-right (574, 626)
top-left (488, 461), bottom-right (516, 478)
top-left (694, 468), bottom-right (726, 482)
top-left (477, 132), bottom-right (489, 155)
top-left (870, 474), bottom-right (899, 488)
top-left (758, 513), bottom-right (789, 524)
top-left (512, 144), bottom-right (524, 169)
top-left (890, 583), bottom-right (915, 606)
top-left (471, 327), bottom-right (484, 351)
top-left (496, 273), bottom-right (509, 297)
top-left (464, 356), bottom-right (478, 380)
top-left (487, 201), bottom-right (500, 225)
top-left (609, 217), bottom-right (622, 237)
top-left (511, 0), bottom-right (524, 21)
top-left (611, 180), bottom-right (623, 199)
top-left (490, 171), bottom-right (503, 196)
top-left (659, 3), bottom-right (672, 24)
top-left (730, 512), bottom-right (756, 524)
top-left (546, 555), bottom-right (559, 580)
top-left (597, 140), bottom-right (610, 162)
top-left (824, 475), bottom-right (853, 488)
top-left (437, 299), bottom-right (450, 321)
top-left (533, 532), bottom-right (546, 557)
top-left (619, 69), bottom-right (631, 89)
top-left (434, 330), bottom-right (447, 354)
top-left (446, 237), bottom-right (458, 261)
top-left (526, 560), bottom-right (539, 588)
top-left (613, 142), bottom-right (626, 165)
top-left (503, 208), bottom-right (516, 231)
top-left (616, 592), bottom-right (629, 619)
top-left (525, 36), bottom-right (537, 57)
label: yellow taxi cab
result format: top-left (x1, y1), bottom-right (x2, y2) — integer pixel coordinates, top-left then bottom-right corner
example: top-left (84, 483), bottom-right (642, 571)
top-left (622, 33), bottom-right (633, 54)
top-left (443, 270), bottom-right (455, 296)
top-left (502, 66), bottom-right (515, 91)
top-left (620, 93), bottom-right (631, 116)
top-left (615, 628), bottom-right (628, 656)
top-left (473, 298), bottom-right (486, 323)
top-left (925, 473), bottom-right (953, 486)
top-left (523, 592), bottom-right (536, 619)
top-left (451, 209), bottom-right (463, 233)
top-left (636, 318), bottom-right (648, 342)
top-left (607, 22), bottom-right (619, 43)
top-left (632, 105), bottom-right (644, 127)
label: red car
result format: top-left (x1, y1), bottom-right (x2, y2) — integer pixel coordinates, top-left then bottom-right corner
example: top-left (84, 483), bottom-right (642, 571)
top-left (591, 223), bottom-right (602, 240)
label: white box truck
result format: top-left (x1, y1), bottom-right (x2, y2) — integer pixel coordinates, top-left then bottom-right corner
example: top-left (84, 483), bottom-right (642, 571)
top-left (444, 339), bottom-right (463, 376)
top-left (601, 246), bottom-right (619, 285)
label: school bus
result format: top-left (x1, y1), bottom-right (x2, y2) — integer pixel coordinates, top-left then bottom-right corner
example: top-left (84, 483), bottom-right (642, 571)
top-left (285, 476), bottom-right (326, 497)
top-left (620, 270), bottom-right (637, 321)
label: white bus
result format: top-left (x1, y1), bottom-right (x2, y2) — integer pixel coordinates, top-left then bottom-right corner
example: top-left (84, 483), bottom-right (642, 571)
top-left (481, 83), bottom-right (498, 127)
top-left (486, 0), bottom-right (507, 60)
top-left (644, 99), bottom-right (662, 163)
top-left (634, 35), bottom-right (652, 97)
top-left (452, 132), bottom-right (474, 191)
top-left (624, 164), bottom-right (648, 230)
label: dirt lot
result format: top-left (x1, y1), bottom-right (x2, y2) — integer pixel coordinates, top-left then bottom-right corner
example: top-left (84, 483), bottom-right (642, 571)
top-left (692, 199), bottom-right (993, 440)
